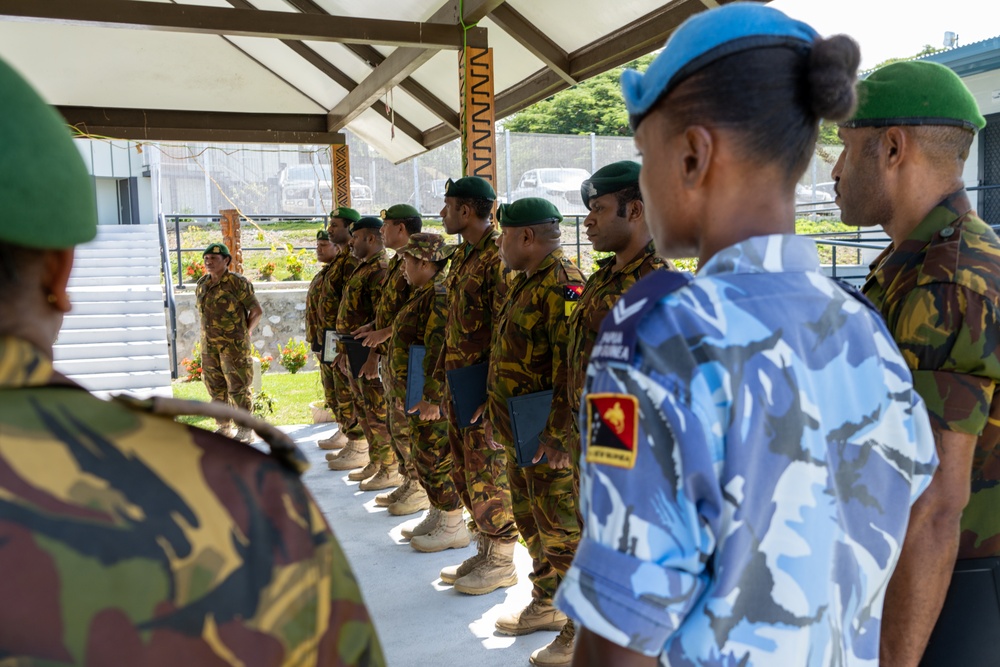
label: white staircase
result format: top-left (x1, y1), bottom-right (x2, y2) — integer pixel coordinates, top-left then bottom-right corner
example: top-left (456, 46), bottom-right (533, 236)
top-left (55, 225), bottom-right (173, 398)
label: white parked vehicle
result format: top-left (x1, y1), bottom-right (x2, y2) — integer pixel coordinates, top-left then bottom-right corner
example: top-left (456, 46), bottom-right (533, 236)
top-left (510, 168), bottom-right (591, 216)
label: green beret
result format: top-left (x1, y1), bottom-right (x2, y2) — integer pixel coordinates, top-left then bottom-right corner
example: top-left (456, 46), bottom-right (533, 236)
top-left (444, 176), bottom-right (496, 201)
top-left (843, 61), bottom-right (986, 132)
top-left (316, 229), bottom-right (330, 241)
top-left (203, 243), bottom-right (231, 257)
top-left (329, 206), bottom-right (361, 222)
top-left (381, 204), bottom-right (421, 220)
top-left (351, 217), bottom-right (383, 233)
top-left (497, 198), bottom-right (563, 228)
top-left (581, 161), bottom-right (641, 209)
top-left (0, 57), bottom-right (97, 249)
top-left (397, 232), bottom-right (456, 262)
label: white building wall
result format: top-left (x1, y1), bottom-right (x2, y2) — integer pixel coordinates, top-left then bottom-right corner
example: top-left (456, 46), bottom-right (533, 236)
top-left (960, 69), bottom-right (1000, 211)
top-left (74, 138), bottom-right (154, 225)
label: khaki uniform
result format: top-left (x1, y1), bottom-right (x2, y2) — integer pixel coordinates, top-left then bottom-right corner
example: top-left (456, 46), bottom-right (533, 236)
top-left (195, 270), bottom-right (259, 418)
top-left (487, 248), bottom-right (585, 603)
top-left (337, 249), bottom-right (392, 465)
top-left (430, 229), bottom-right (517, 541)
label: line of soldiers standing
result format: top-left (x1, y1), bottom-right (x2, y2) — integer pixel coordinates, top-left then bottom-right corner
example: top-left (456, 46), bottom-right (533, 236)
top-left (304, 163), bottom-right (668, 666)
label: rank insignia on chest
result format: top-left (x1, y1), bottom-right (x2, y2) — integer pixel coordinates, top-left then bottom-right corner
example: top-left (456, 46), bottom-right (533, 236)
top-left (585, 393), bottom-right (638, 469)
top-left (564, 284), bottom-right (583, 316)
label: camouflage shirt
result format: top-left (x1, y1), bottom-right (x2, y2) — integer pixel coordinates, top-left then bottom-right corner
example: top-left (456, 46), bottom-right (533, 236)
top-left (336, 249), bottom-right (388, 336)
top-left (385, 272), bottom-right (448, 404)
top-left (430, 228), bottom-right (508, 391)
top-left (862, 189), bottom-right (1000, 558)
top-left (487, 248), bottom-right (585, 453)
top-left (0, 335), bottom-right (384, 666)
top-left (195, 270), bottom-right (259, 351)
top-left (555, 235), bottom-right (937, 666)
top-left (306, 250), bottom-right (358, 351)
top-left (373, 253), bottom-right (412, 356)
top-left (563, 241), bottom-right (670, 411)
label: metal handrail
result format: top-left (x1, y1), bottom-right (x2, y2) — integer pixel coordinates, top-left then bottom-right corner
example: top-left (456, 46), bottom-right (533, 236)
top-left (156, 212), bottom-right (179, 379)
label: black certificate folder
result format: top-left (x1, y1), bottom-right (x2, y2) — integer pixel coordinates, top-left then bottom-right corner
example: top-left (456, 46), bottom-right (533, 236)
top-left (322, 329), bottom-right (369, 378)
top-left (405, 345), bottom-right (427, 412)
top-left (321, 328), bottom-right (341, 364)
top-left (508, 390), bottom-right (553, 467)
top-left (446, 362), bottom-right (488, 428)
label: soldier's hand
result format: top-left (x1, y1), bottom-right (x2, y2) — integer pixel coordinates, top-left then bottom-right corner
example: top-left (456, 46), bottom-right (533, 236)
top-left (351, 323), bottom-right (374, 337)
top-left (359, 327), bottom-right (392, 348)
top-left (408, 400), bottom-right (441, 421)
top-left (333, 353), bottom-right (349, 376)
top-left (534, 443), bottom-right (570, 469)
top-left (471, 402), bottom-right (486, 425)
top-left (360, 353), bottom-right (379, 379)
top-left (483, 419), bottom-right (503, 451)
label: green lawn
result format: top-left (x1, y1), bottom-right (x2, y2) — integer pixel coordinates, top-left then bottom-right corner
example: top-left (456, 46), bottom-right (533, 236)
top-left (172, 370), bottom-right (324, 428)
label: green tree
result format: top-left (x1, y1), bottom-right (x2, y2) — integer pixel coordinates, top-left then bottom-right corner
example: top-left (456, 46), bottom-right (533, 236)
top-left (501, 54), bottom-right (655, 136)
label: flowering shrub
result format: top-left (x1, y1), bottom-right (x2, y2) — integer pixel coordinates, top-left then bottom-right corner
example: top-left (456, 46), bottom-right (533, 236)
top-left (181, 343), bottom-right (203, 382)
top-left (279, 338), bottom-right (309, 374)
top-left (286, 253), bottom-right (304, 281)
top-left (251, 344), bottom-right (273, 374)
top-left (185, 261), bottom-right (205, 280)
top-left (259, 261), bottom-right (276, 280)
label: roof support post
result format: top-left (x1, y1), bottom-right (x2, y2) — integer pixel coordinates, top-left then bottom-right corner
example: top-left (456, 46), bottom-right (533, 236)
top-left (460, 27), bottom-right (496, 190)
top-left (220, 209), bottom-right (243, 274)
top-left (331, 145), bottom-right (352, 210)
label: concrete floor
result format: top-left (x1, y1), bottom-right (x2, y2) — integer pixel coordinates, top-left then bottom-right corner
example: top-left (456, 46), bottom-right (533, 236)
top-left (282, 423), bottom-right (556, 667)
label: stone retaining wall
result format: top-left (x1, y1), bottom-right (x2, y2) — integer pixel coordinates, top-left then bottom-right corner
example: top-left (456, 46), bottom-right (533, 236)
top-left (173, 286), bottom-right (318, 374)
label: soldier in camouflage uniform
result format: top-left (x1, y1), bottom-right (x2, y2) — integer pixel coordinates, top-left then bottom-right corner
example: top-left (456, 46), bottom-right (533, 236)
top-left (318, 208), bottom-right (366, 451)
top-left (327, 217), bottom-right (402, 492)
top-left (306, 227), bottom-right (352, 449)
top-left (833, 61), bottom-right (1000, 665)
top-left (196, 241), bottom-right (263, 443)
top-left (485, 198), bottom-right (585, 656)
top-left (384, 234), bottom-right (469, 545)
top-left (0, 55), bottom-right (383, 666)
top-left (429, 176), bottom-right (519, 594)
top-left (357, 205), bottom-right (419, 510)
top-left (561, 160), bottom-right (672, 470)
top-left (556, 7), bottom-right (938, 666)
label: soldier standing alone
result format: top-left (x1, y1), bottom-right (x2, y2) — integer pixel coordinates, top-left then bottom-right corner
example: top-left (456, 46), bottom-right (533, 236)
top-left (196, 241), bottom-right (262, 443)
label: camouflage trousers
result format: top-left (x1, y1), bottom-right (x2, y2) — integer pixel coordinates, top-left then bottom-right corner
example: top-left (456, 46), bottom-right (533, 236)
top-left (407, 413), bottom-right (461, 512)
top-left (506, 453), bottom-right (581, 603)
top-left (385, 392), bottom-right (416, 480)
top-left (320, 356), bottom-right (364, 440)
top-left (346, 370), bottom-right (394, 466)
top-left (202, 341), bottom-right (251, 426)
top-left (446, 405), bottom-right (517, 541)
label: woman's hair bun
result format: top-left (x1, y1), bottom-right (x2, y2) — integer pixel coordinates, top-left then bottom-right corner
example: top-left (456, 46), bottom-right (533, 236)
top-left (807, 34), bottom-right (861, 122)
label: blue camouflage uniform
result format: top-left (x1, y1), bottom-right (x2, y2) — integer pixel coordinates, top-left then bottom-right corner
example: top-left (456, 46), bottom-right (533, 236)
top-left (555, 234), bottom-right (938, 666)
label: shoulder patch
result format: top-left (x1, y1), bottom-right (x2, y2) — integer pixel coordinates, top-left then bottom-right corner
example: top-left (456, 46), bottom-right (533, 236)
top-left (586, 393), bottom-right (639, 469)
top-left (564, 284), bottom-right (583, 316)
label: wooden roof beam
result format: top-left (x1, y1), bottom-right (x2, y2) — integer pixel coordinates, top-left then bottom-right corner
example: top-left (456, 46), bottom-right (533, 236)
top-left (0, 0), bottom-right (463, 48)
top-left (488, 4), bottom-right (576, 86)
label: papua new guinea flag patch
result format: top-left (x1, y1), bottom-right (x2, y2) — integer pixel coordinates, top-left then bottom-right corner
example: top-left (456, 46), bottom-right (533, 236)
top-left (585, 393), bottom-right (638, 469)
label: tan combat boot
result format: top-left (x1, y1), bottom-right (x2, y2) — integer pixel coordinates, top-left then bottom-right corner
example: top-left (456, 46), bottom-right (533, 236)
top-left (529, 619), bottom-right (575, 666)
top-left (327, 439), bottom-right (369, 470)
top-left (453, 538), bottom-right (518, 595)
top-left (388, 483), bottom-right (429, 516)
top-left (401, 508), bottom-right (441, 540)
top-left (375, 478), bottom-right (410, 507)
top-left (359, 465), bottom-right (404, 491)
top-left (317, 430), bottom-right (348, 450)
top-left (439, 533), bottom-right (487, 584)
top-left (410, 509), bottom-right (471, 552)
top-left (495, 599), bottom-right (567, 636)
top-left (347, 461), bottom-right (378, 482)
